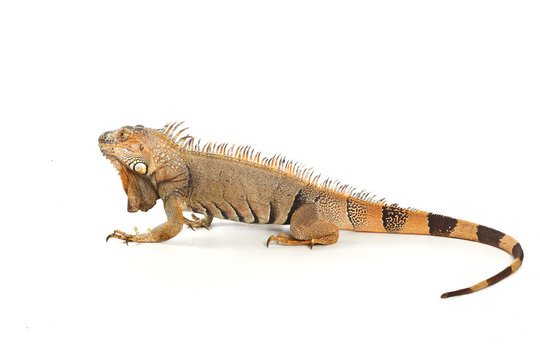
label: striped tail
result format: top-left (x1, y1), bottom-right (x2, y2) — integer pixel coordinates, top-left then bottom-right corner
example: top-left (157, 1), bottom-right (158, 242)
top-left (436, 220), bottom-right (524, 298)
top-left (344, 198), bottom-right (524, 298)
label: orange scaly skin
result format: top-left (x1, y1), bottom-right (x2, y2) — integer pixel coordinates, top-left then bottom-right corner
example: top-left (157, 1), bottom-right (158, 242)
top-left (99, 123), bottom-right (523, 298)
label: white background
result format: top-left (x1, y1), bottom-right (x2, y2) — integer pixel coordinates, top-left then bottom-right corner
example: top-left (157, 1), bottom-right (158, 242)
top-left (1, 1), bottom-right (539, 359)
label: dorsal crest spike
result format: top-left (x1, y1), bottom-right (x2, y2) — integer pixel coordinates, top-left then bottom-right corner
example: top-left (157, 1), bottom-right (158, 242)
top-left (168, 122), bottom-right (182, 138)
top-left (172, 127), bottom-right (189, 142)
top-left (163, 122), bottom-right (176, 136)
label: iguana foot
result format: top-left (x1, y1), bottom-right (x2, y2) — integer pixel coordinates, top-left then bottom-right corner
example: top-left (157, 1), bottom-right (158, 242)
top-left (185, 214), bottom-right (213, 231)
top-left (267, 233), bottom-right (315, 248)
top-left (106, 230), bottom-right (151, 245)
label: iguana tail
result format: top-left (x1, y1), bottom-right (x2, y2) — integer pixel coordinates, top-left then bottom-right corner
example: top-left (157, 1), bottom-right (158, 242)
top-left (343, 197), bottom-right (524, 298)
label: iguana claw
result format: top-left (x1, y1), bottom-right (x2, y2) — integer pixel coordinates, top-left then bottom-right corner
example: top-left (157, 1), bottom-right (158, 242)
top-left (184, 214), bottom-right (213, 231)
top-left (266, 233), bottom-right (314, 248)
top-left (106, 230), bottom-right (137, 245)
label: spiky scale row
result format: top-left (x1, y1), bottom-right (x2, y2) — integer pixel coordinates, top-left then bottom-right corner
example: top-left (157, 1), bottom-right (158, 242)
top-left (159, 122), bottom-right (395, 204)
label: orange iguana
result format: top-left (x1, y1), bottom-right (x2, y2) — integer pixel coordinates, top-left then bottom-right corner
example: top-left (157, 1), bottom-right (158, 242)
top-left (99, 123), bottom-right (523, 298)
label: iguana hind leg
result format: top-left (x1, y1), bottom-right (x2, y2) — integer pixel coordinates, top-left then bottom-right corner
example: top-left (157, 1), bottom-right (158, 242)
top-left (267, 204), bottom-right (339, 248)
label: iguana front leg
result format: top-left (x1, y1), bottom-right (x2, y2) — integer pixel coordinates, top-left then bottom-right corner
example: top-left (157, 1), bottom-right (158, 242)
top-left (106, 197), bottom-right (185, 244)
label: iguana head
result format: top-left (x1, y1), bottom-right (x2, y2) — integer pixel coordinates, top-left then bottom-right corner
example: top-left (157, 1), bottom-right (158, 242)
top-left (99, 125), bottom-right (160, 212)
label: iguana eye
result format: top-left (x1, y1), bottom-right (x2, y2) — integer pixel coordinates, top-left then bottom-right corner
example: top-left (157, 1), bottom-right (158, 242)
top-left (117, 129), bottom-right (131, 141)
top-left (132, 162), bottom-right (147, 174)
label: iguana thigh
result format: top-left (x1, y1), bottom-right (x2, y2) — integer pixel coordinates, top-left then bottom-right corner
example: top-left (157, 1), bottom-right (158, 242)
top-left (267, 203), bottom-right (339, 247)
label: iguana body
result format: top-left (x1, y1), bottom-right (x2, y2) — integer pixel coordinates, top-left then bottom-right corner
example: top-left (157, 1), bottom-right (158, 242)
top-left (99, 123), bottom-right (523, 298)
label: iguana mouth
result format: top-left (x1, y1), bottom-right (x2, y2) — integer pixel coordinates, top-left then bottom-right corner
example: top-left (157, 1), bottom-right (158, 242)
top-left (98, 144), bottom-right (117, 158)
top-left (98, 131), bottom-right (120, 157)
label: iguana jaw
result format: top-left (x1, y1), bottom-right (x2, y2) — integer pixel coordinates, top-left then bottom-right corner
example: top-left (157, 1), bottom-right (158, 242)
top-left (98, 129), bottom-right (160, 212)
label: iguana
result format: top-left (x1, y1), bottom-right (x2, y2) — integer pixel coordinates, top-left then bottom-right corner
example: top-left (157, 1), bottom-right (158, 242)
top-left (98, 123), bottom-right (523, 298)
